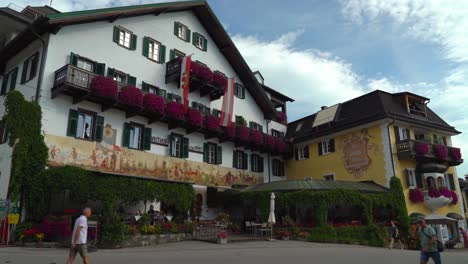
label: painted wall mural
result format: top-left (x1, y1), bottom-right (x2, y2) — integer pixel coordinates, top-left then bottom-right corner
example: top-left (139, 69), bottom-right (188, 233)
top-left (341, 129), bottom-right (380, 178)
top-left (46, 124), bottom-right (263, 187)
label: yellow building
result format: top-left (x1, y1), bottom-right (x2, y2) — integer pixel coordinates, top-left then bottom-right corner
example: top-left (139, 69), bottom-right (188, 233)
top-left (286, 90), bottom-right (466, 243)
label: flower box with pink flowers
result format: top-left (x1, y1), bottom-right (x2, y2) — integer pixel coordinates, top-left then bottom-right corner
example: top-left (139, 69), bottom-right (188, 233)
top-left (205, 115), bottom-right (221, 131)
top-left (118, 86), bottom-right (144, 109)
top-left (250, 130), bottom-right (263, 146)
top-left (191, 61), bottom-right (213, 83)
top-left (187, 108), bottom-right (203, 127)
top-left (90, 76), bottom-right (118, 101)
top-left (236, 125), bottom-right (250, 142)
top-left (143, 93), bottom-right (165, 116)
top-left (165, 101), bottom-right (185, 120)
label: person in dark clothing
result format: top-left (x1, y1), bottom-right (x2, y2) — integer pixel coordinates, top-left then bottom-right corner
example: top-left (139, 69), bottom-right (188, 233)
top-left (148, 205), bottom-right (156, 225)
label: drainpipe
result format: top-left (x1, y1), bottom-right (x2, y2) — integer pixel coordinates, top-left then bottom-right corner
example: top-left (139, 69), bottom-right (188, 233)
top-left (387, 116), bottom-right (397, 179)
top-left (28, 23), bottom-right (49, 103)
top-left (266, 119), bottom-right (272, 183)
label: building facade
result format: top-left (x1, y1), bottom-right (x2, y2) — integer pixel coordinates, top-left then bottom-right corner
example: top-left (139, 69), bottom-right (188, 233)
top-left (286, 90), bottom-right (466, 243)
top-left (0, 2), bottom-right (292, 219)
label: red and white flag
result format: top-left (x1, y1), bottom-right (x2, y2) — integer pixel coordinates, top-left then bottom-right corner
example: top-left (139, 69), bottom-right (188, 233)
top-left (220, 77), bottom-right (235, 127)
top-left (179, 55), bottom-right (192, 112)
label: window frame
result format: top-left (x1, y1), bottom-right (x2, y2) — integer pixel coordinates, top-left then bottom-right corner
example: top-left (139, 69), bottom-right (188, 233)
top-left (407, 168), bottom-right (417, 189)
top-left (194, 33), bottom-right (206, 51)
top-left (294, 145), bottom-right (309, 160)
top-left (1, 67), bottom-right (18, 95)
top-left (21, 52), bottom-right (39, 84)
top-left (207, 142), bottom-right (217, 164)
top-left (117, 27), bottom-right (133, 49)
top-left (147, 38), bottom-right (162, 63)
top-left (320, 139), bottom-right (335, 155)
top-left (233, 150), bottom-right (246, 170)
top-left (75, 109), bottom-right (97, 141)
top-left (76, 57), bottom-right (95, 73)
top-left (251, 154), bottom-right (263, 173)
top-left (234, 83), bottom-right (245, 99)
top-left (174, 49), bottom-right (185, 58)
top-left (398, 127), bottom-right (409, 141)
top-left (127, 122), bottom-right (144, 150)
top-left (235, 115), bottom-right (246, 126)
top-left (272, 159), bottom-right (285, 176)
top-left (175, 22), bottom-right (189, 42)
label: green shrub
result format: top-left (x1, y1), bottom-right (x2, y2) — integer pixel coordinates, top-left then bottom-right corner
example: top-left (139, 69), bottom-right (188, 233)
top-left (307, 226), bottom-right (337, 243)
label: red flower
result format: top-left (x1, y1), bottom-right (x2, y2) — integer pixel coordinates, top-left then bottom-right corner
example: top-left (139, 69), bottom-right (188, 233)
top-left (451, 148), bottom-right (462, 160)
top-left (429, 188), bottom-right (441, 198)
top-left (409, 188), bottom-right (425, 203)
top-left (213, 71), bottom-right (227, 87)
top-left (205, 115), bottom-right (220, 131)
top-left (250, 130), bottom-right (263, 146)
top-left (187, 108), bottom-right (203, 127)
top-left (224, 126), bottom-right (236, 138)
top-left (415, 143), bottom-right (429, 155)
top-left (191, 61), bottom-right (213, 82)
top-left (236, 126), bottom-right (250, 142)
top-left (90, 76), bottom-right (118, 100)
top-left (143, 93), bottom-right (165, 115)
top-left (275, 139), bottom-right (287, 153)
top-left (265, 135), bottom-right (276, 150)
top-left (216, 231), bottom-right (228, 239)
top-left (435, 145), bottom-right (448, 159)
top-left (278, 112), bottom-right (287, 123)
top-left (166, 101), bottom-right (185, 120)
top-left (119, 86), bottom-right (144, 108)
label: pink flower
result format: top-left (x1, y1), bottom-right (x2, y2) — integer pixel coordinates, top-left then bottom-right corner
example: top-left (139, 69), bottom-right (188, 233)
top-left (166, 101), bottom-right (185, 120)
top-left (224, 126), bottom-right (236, 138)
top-left (275, 138), bottom-right (287, 153)
top-left (409, 188), bottom-right (425, 203)
top-left (415, 143), bottom-right (429, 155)
top-left (143, 93), bottom-right (165, 115)
top-left (265, 135), bottom-right (276, 150)
top-left (213, 71), bottom-right (227, 87)
top-left (250, 130), bottom-right (263, 146)
top-left (191, 61), bottom-right (213, 82)
top-left (236, 126), bottom-right (250, 142)
top-left (435, 145), bottom-right (448, 159)
top-left (205, 115), bottom-right (220, 131)
top-left (90, 76), bottom-right (118, 100)
top-left (119, 86), bottom-right (144, 108)
top-left (429, 188), bottom-right (441, 198)
top-left (451, 148), bottom-right (462, 160)
top-left (278, 112), bottom-right (287, 123)
top-left (187, 108), bottom-right (203, 127)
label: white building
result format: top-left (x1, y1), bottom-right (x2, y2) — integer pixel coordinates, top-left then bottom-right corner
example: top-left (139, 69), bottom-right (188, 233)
top-left (0, 2), bottom-right (293, 219)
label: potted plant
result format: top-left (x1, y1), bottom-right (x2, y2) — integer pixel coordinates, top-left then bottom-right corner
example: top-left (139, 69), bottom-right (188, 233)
top-left (213, 71), bottom-right (227, 88)
top-left (143, 93), bottom-right (165, 116)
top-left (450, 147), bottom-right (462, 160)
top-left (187, 108), bottom-right (203, 127)
top-left (224, 125), bottom-right (236, 139)
top-left (165, 101), bottom-right (185, 120)
top-left (205, 115), bottom-right (220, 131)
top-left (118, 85), bottom-right (144, 109)
top-left (90, 76), bottom-right (118, 100)
top-left (216, 231), bottom-right (228, 244)
top-left (236, 125), bottom-right (250, 142)
top-left (191, 61), bottom-right (213, 82)
top-left (278, 112), bottom-right (287, 124)
top-left (275, 138), bottom-right (287, 154)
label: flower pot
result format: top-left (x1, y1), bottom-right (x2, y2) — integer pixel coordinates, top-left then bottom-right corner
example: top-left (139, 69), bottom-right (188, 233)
top-left (217, 238), bottom-right (228, 245)
top-left (424, 196), bottom-right (452, 213)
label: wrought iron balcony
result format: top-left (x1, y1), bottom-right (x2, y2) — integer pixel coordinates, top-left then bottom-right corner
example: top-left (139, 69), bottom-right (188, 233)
top-left (396, 139), bottom-right (463, 166)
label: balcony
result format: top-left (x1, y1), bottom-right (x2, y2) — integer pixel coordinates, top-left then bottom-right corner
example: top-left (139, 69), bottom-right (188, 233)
top-left (165, 58), bottom-right (224, 101)
top-left (396, 139), bottom-right (463, 166)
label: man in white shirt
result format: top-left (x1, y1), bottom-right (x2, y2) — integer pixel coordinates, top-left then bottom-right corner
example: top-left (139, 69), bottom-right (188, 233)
top-left (66, 207), bottom-right (92, 264)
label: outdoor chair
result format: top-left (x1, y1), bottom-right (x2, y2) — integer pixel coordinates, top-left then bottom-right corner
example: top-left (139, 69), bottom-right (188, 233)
top-left (245, 221), bottom-right (253, 235)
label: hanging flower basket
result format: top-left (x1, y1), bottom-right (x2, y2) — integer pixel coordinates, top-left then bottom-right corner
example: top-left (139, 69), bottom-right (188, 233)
top-left (118, 86), bottom-right (144, 109)
top-left (434, 145), bottom-right (448, 159)
top-left (191, 61), bottom-right (213, 82)
top-left (414, 143), bottom-right (430, 155)
top-left (143, 93), bottom-right (165, 115)
top-left (213, 71), bottom-right (227, 88)
top-left (250, 130), bottom-right (263, 146)
top-left (187, 108), bottom-right (203, 127)
top-left (236, 125), bottom-right (250, 142)
top-left (90, 76), bottom-right (118, 100)
top-left (224, 125), bottom-right (236, 138)
top-left (166, 101), bottom-right (185, 120)
top-left (265, 135), bottom-right (276, 150)
top-left (450, 148), bottom-right (462, 160)
top-left (205, 115), bottom-right (220, 131)
top-left (409, 188), bottom-right (425, 203)
top-left (275, 138), bottom-right (287, 153)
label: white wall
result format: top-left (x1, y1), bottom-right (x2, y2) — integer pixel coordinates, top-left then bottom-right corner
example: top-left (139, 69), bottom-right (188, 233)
top-left (0, 144), bottom-right (12, 200)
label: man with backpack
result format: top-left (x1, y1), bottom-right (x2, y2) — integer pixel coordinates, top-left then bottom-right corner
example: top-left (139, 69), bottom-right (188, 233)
top-left (416, 218), bottom-right (441, 264)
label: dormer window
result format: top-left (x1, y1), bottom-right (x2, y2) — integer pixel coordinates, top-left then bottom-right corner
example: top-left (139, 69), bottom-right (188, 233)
top-left (401, 93), bottom-right (428, 118)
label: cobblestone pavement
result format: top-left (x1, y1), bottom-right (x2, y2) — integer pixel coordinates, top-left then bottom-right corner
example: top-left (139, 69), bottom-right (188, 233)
top-left (0, 241), bottom-right (467, 264)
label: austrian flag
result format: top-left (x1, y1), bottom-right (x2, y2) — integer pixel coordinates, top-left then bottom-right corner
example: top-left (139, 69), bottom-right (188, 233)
top-left (179, 55), bottom-right (192, 112)
top-left (220, 77), bottom-right (235, 127)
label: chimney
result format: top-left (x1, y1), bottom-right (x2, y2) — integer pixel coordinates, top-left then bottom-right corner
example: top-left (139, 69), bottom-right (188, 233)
top-left (321, 106), bottom-right (327, 110)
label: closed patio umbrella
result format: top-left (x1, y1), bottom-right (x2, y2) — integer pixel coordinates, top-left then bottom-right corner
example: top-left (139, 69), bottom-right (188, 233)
top-left (268, 192), bottom-right (276, 240)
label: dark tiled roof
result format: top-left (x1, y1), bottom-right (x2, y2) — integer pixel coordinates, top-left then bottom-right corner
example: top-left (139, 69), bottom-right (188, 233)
top-left (287, 90), bottom-right (459, 142)
top-left (245, 179), bottom-right (388, 193)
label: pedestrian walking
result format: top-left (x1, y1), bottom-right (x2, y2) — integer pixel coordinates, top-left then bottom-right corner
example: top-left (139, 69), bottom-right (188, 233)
top-left (389, 220), bottom-right (403, 249)
top-left (66, 207), bottom-right (92, 264)
top-left (416, 218), bottom-right (441, 264)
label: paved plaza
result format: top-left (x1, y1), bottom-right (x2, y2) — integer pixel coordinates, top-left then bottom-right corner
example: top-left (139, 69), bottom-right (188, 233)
top-left (0, 241), bottom-right (467, 264)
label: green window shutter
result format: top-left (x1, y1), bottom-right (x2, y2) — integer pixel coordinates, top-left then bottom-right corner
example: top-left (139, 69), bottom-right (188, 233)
top-left (182, 137), bottom-right (189, 158)
top-left (70, 52), bottom-right (78, 66)
top-left (173, 22), bottom-right (179, 36)
top-left (96, 63), bottom-right (106, 75)
top-left (67, 109), bottom-right (79, 137)
top-left (233, 150), bottom-right (238, 168)
top-left (318, 142), bottom-right (323, 156)
top-left (243, 153), bottom-right (248, 170)
top-left (142, 37), bottom-right (149, 57)
top-left (259, 157), bottom-right (264, 173)
top-left (122, 123), bottom-right (131, 148)
top-left (448, 174), bottom-right (455, 191)
top-left (113, 26), bottom-right (120, 43)
top-left (415, 173), bottom-right (423, 189)
top-left (203, 37), bottom-right (207, 51)
top-left (203, 143), bottom-right (208, 163)
top-left (204, 106), bottom-right (210, 114)
top-left (186, 28), bottom-right (191, 43)
top-left (127, 75), bottom-right (136, 86)
top-left (192, 32), bottom-right (197, 46)
top-left (1, 76), bottom-right (7, 95)
top-left (216, 145), bottom-right (222, 165)
top-left (259, 125), bottom-right (263, 133)
top-left (159, 45), bottom-right (166, 64)
top-left (30, 52), bottom-right (39, 80)
top-left (241, 86), bottom-right (246, 99)
top-left (158, 89), bottom-right (166, 98)
top-left (9, 67), bottom-right (18, 91)
top-left (142, 82), bottom-right (149, 92)
top-left (107, 68), bottom-right (115, 78)
top-left (169, 49), bottom-right (176, 60)
top-left (131, 34), bottom-right (137, 50)
top-left (94, 116), bottom-right (104, 142)
top-left (142, 127), bottom-right (152, 150)
top-left (249, 121), bottom-right (254, 129)
top-left (20, 59), bottom-right (28, 84)
top-left (394, 126), bottom-right (401, 142)
top-left (329, 139), bottom-right (335, 152)
top-left (169, 133), bottom-right (174, 157)
top-left (304, 145), bottom-right (309, 158)
top-left (166, 93), bottom-right (173, 101)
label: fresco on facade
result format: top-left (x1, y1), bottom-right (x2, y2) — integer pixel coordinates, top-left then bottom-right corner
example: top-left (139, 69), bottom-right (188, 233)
top-left (46, 124), bottom-right (263, 187)
top-left (341, 129), bottom-right (380, 178)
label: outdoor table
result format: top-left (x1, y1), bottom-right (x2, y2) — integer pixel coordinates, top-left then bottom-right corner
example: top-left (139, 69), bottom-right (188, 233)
top-left (251, 223), bottom-right (263, 237)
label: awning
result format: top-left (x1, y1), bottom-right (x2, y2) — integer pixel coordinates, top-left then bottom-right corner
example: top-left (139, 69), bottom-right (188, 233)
top-left (424, 214), bottom-right (457, 225)
top-left (245, 179), bottom-right (389, 193)
top-left (447, 213), bottom-right (464, 220)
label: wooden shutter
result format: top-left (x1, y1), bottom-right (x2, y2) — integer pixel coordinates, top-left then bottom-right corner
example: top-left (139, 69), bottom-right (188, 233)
top-left (243, 153), bottom-right (248, 170)
top-left (159, 45), bottom-right (166, 64)
top-left (304, 145), bottom-right (309, 158)
top-left (30, 52), bottom-right (39, 80)
top-left (259, 156), bottom-right (264, 173)
top-left (122, 123), bottom-right (131, 148)
top-left (203, 143), bottom-right (208, 162)
top-left (127, 75), bottom-right (136, 86)
top-left (173, 22), bottom-right (179, 36)
top-left (66, 109), bottom-right (79, 137)
top-left (241, 86), bottom-right (246, 99)
top-left (182, 137), bottom-right (189, 158)
top-left (107, 68), bottom-right (115, 78)
top-left (130, 34), bottom-right (137, 50)
top-left (447, 174), bottom-right (455, 191)
top-left (1, 76), bottom-right (8, 95)
top-left (70, 52), bottom-right (79, 66)
top-left (142, 37), bottom-right (150, 57)
top-left (203, 37), bottom-right (207, 51)
top-left (186, 28), bottom-right (191, 43)
top-left (94, 115), bottom-right (104, 142)
top-left (169, 49), bottom-right (176, 60)
top-left (96, 63), bottom-right (105, 75)
top-left (415, 171), bottom-right (423, 189)
top-left (169, 133), bottom-right (174, 157)
top-left (216, 145), bottom-right (222, 165)
top-left (9, 67), bottom-right (17, 91)
top-left (192, 32), bottom-right (197, 46)
top-left (233, 150), bottom-right (238, 168)
top-left (142, 127), bottom-right (152, 150)
top-left (329, 139), bottom-right (335, 152)
top-left (318, 142), bottom-right (323, 156)
top-left (113, 26), bottom-right (120, 43)
top-left (20, 59), bottom-right (28, 84)
top-left (394, 126), bottom-right (401, 142)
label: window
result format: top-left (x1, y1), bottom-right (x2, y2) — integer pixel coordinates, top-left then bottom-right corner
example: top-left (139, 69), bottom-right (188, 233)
top-left (212, 109), bottom-right (222, 118)
top-left (233, 150), bottom-right (248, 170)
top-left (204, 142), bottom-right (222, 164)
top-left (192, 102), bottom-right (210, 114)
top-left (234, 83), bottom-right (245, 99)
top-left (113, 26), bottom-right (137, 50)
top-left (294, 145), bottom-right (309, 160)
top-left (323, 174), bottom-right (335, 181)
top-left (1, 67), bottom-right (18, 95)
top-left (169, 133), bottom-right (189, 158)
top-left (399, 127), bottom-right (409, 141)
top-left (20, 52), bottom-right (39, 84)
top-left (0, 120), bottom-right (8, 144)
top-left (143, 37), bottom-right (166, 63)
top-left (67, 109), bottom-right (104, 142)
top-left (271, 129), bottom-right (284, 138)
top-left (192, 32), bottom-right (207, 51)
top-left (170, 49), bottom-right (186, 60)
top-left (249, 121), bottom-right (263, 132)
top-left (142, 82), bottom-right (159, 95)
top-left (272, 159), bottom-right (285, 176)
top-left (123, 123), bottom-right (152, 151)
top-left (406, 168), bottom-right (416, 188)
top-left (77, 58), bottom-right (94, 72)
top-left (107, 68), bottom-right (136, 86)
top-left (174, 22), bottom-right (190, 42)
top-left (166, 93), bottom-right (181, 103)
top-left (250, 154), bottom-right (264, 173)
top-left (319, 139), bottom-right (335, 155)
top-left (444, 173), bottom-right (455, 191)
top-left (235, 115), bottom-right (246, 126)
top-left (69, 52), bottom-right (105, 75)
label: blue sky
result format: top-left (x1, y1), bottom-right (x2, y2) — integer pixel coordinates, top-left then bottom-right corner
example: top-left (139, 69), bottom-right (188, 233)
top-left (3, 0), bottom-right (468, 176)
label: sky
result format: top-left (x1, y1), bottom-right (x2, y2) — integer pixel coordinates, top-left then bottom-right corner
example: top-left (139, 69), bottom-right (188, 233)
top-left (3, 0), bottom-right (468, 176)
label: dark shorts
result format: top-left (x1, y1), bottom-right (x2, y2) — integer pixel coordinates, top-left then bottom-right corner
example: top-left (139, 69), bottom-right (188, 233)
top-left (420, 251), bottom-right (441, 264)
top-left (70, 244), bottom-right (88, 259)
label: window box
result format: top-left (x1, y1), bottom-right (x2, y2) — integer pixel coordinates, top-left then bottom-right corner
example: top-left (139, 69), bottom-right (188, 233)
top-left (434, 145), bottom-right (448, 159)
top-left (275, 139), bottom-right (287, 154)
top-left (224, 125), bottom-right (236, 139)
top-left (143, 93), bottom-right (165, 116)
top-left (118, 86), bottom-right (144, 109)
top-left (451, 148), bottom-right (462, 160)
top-left (414, 142), bottom-right (430, 155)
top-left (90, 76), bottom-right (118, 101)
top-left (265, 135), bottom-right (276, 151)
top-left (236, 125), bottom-right (250, 142)
top-left (212, 71), bottom-right (227, 88)
top-left (205, 115), bottom-right (220, 132)
top-left (191, 61), bottom-right (213, 82)
top-left (250, 130), bottom-right (263, 146)
top-left (187, 108), bottom-right (203, 127)
top-left (166, 101), bottom-right (184, 120)
top-left (409, 188), bottom-right (425, 203)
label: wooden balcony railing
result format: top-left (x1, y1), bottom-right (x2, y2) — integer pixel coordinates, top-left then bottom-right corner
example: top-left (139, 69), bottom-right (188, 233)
top-left (396, 139), bottom-right (463, 166)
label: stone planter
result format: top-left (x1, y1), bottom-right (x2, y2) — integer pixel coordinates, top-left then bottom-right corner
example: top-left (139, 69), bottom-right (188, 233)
top-left (217, 238), bottom-right (228, 245)
top-left (424, 196), bottom-right (452, 214)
